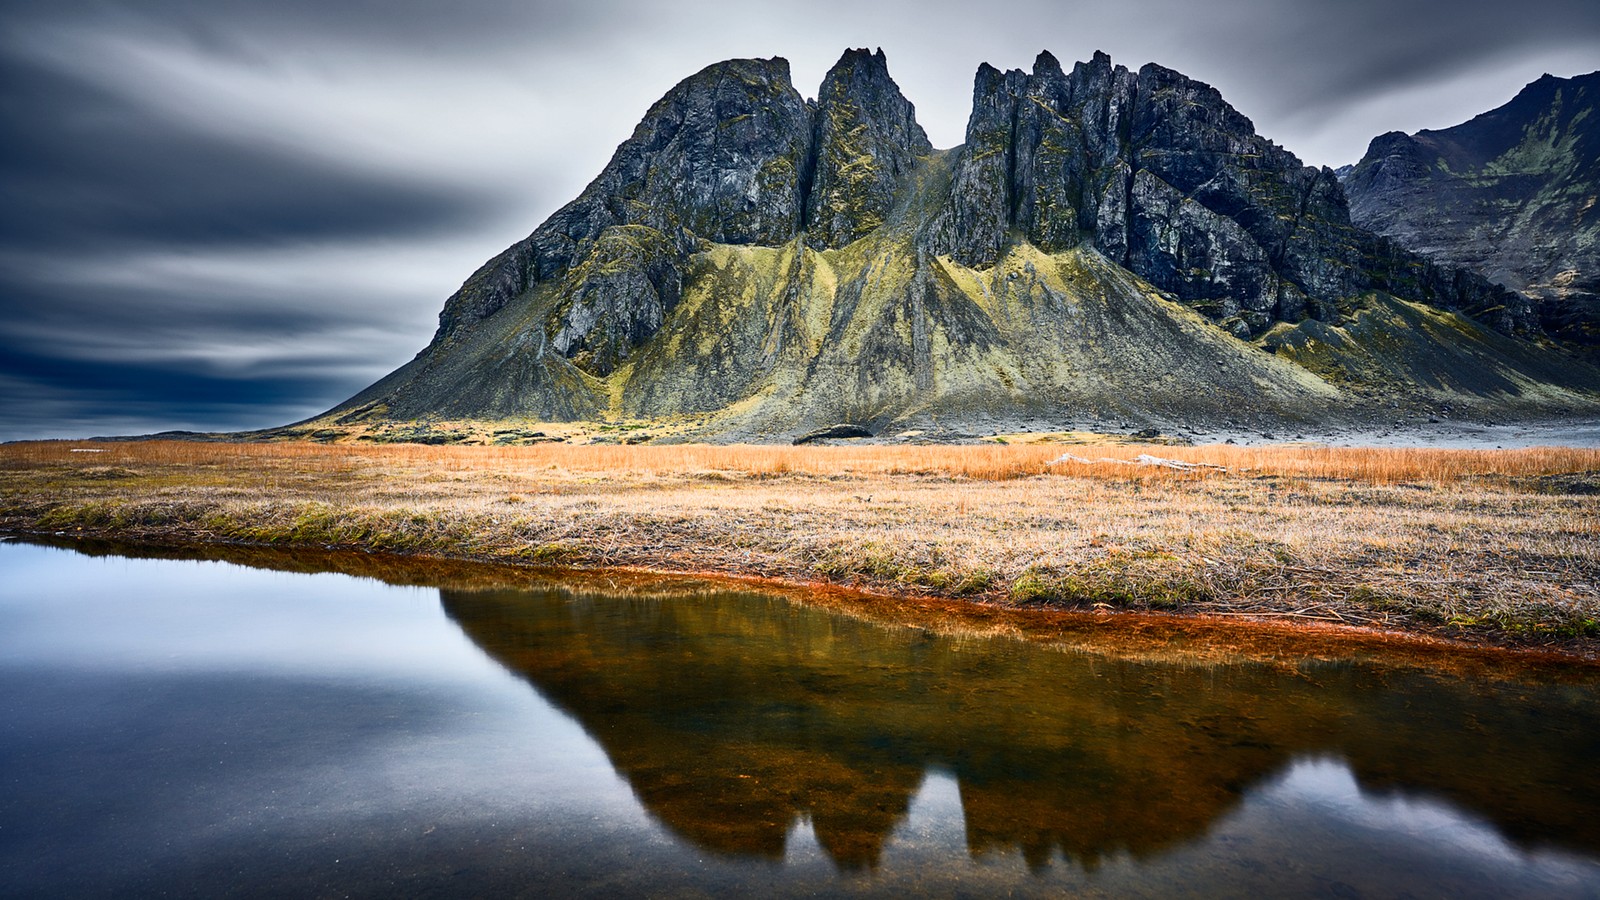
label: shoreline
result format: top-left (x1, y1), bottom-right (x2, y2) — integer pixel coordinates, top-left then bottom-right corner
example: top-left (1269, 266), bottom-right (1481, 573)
top-left (8, 526), bottom-right (1599, 678)
top-left (4, 440), bottom-right (1597, 662)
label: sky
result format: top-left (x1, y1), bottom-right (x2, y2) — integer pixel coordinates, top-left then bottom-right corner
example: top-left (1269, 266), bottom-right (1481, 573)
top-left (2, 0), bottom-right (1597, 440)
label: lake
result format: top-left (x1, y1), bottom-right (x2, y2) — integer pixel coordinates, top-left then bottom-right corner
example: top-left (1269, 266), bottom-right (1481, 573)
top-left (2, 540), bottom-right (1597, 898)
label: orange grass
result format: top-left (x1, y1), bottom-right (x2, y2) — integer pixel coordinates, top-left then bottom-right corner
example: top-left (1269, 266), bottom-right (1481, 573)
top-left (4, 440), bottom-right (1597, 484)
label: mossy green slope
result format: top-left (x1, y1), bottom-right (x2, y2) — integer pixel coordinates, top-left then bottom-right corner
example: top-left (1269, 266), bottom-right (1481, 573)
top-left (616, 234), bottom-right (1340, 434)
top-left (332, 278), bottom-right (606, 423)
top-left (1260, 293), bottom-right (1598, 409)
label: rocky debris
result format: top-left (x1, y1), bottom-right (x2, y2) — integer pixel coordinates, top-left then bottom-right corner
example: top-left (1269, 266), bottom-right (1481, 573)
top-left (794, 424), bottom-right (873, 444)
top-left (491, 429), bottom-right (562, 445)
top-left (357, 425), bottom-right (474, 445)
top-left (1344, 71), bottom-right (1600, 347)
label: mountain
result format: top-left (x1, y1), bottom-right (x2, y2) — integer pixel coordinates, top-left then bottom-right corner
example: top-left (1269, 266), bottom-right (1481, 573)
top-left (1343, 71), bottom-right (1600, 348)
top-left (304, 50), bottom-right (1600, 443)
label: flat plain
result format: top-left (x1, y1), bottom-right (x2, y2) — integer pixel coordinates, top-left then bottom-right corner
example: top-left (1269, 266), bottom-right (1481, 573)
top-left (3, 440), bottom-right (1597, 654)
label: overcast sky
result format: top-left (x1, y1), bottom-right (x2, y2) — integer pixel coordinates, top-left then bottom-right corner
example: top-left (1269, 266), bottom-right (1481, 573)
top-left (2, 0), bottom-right (1597, 440)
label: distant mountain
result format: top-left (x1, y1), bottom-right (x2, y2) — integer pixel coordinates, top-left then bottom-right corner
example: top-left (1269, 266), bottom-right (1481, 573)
top-left (299, 50), bottom-right (1600, 442)
top-left (1343, 71), bottom-right (1600, 348)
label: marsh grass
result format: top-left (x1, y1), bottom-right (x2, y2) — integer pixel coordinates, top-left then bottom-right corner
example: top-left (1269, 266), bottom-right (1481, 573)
top-left (3, 441), bottom-right (1597, 646)
top-left (5, 440), bottom-right (1598, 482)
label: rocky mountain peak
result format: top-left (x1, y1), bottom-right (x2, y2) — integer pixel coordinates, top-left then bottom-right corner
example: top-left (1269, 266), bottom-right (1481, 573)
top-left (806, 47), bottom-right (932, 248)
top-left (612, 55), bottom-right (813, 245)
top-left (931, 50), bottom-right (1530, 336)
top-left (829, 46), bottom-right (888, 71)
top-left (430, 49), bottom-right (934, 373)
top-left (1345, 69), bottom-right (1600, 345)
top-left (318, 50), bottom-right (1596, 438)
top-left (430, 55), bottom-right (813, 346)
top-left (1032, 49), bottom-right (1064, 77)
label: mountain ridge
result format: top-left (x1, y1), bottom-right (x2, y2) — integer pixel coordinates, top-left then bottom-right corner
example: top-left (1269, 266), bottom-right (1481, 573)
top-left (1343, 70), bottom-right (1600, 348)
top-left (301, 49), bottom-right (1600, 443)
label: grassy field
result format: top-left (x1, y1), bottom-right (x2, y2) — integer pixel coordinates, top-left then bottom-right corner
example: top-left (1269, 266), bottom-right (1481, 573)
top-left (3, 440), bottom-right (1597, 650)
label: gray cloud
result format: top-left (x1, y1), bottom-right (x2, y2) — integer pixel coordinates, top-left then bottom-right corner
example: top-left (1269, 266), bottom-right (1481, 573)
top-left (1, 0), bottom-right (1596, 439)
top-left (0, 59), bottom-right (500, 250)
top-left (0, 0), bottom-right (609, 54)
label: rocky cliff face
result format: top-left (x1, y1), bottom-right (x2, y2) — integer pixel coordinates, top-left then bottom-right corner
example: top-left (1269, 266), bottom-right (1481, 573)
top-left (317, 50), bottom-right (1600, 440)
top-left (430, 50), bottom-right (933, 375)
top-left (806, 48), bottom-right (933, 249)
top-left (931, 51), bottom-right (1533, 338)
top-left (433, 56), bottom-right (813, 346)
top-left (1343, 72), bottom-right (1600, 346)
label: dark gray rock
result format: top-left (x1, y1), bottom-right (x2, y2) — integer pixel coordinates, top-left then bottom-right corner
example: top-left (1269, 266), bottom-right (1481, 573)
top-left (926, 61), bottom-right (1028, 266)
top-left (548, 226), bottom-right (682, 376)
top-left (806, 48), bottom-right (932, 249)
top-left (1344, 72), bottom-right (1600, 346)
top-left (794, 423), bottom-right (874, 444)
top-left (434, 56), bottom-right (814, 344)
top-left (930, 50), bottom-right (1532, 337)
top-left (321, 49), bottom-right (1600, 437)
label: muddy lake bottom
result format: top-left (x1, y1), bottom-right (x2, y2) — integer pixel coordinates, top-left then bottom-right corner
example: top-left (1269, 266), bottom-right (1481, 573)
top-left (2, 540), bottom-right (1598, 898)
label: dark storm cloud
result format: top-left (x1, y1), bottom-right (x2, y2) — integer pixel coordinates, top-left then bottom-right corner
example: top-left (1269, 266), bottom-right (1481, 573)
top-left (1153, 0), bottom-right (1600, 149)
top-left (0, 0), bottom-right (553, 438)
top-left (0, 344), bottom-right (329, 417)
top-left (0, 267), bottom-right (431, 437)
top-left (0, 365), bottom-right (336, 440)
top-left (1, 0), bottom-right (1596, 439)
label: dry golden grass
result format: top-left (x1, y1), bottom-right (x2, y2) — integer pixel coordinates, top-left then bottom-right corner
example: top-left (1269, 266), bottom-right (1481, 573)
top-left (3, 440), bottom-right (1597, 648)
top-left (6, 439), bottom-right (1598, 483)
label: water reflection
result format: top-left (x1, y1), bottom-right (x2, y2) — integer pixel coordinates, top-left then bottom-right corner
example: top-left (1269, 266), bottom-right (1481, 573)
top-left (441, 585), bottom-right (1600, 873)
top-left (5, 541), bottom-right (1599, 897)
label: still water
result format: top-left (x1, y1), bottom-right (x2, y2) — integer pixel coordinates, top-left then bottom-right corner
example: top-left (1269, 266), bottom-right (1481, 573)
top-left (2, 541), bottom-right (1598, 898)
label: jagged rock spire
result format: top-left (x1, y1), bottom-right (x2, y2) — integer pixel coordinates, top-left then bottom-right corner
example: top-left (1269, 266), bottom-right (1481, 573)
top-left (432, 51), bottom-right (939, 346)
top-left (805, 47), bottom-right (932, 248)
top-left (931, 49), bottom-right (1529, 336)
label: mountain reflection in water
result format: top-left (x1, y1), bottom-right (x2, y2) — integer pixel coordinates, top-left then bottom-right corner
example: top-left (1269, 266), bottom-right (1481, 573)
top-left (440, 585), bottom-right (1600, 873)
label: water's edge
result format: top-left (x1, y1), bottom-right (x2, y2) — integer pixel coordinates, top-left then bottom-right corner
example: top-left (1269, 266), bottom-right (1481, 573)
top-left (8, 528), bottom-right (1596, 681)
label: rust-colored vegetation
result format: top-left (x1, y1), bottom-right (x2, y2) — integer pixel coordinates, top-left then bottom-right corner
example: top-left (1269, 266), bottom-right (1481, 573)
top-left (5, 439), bottom-right (1597, 483)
